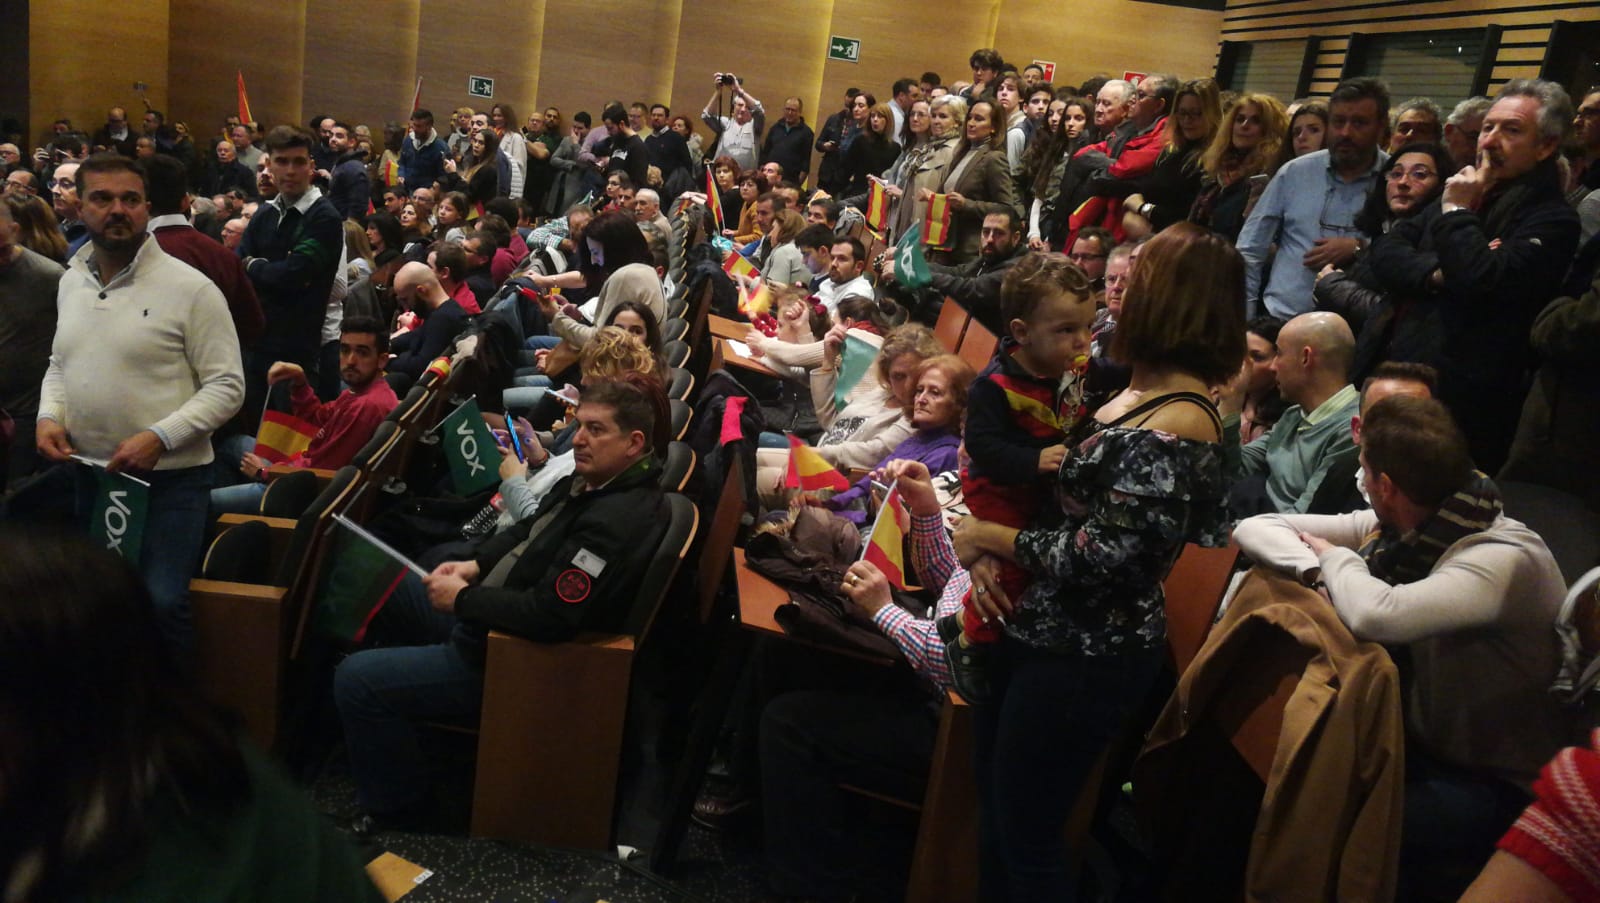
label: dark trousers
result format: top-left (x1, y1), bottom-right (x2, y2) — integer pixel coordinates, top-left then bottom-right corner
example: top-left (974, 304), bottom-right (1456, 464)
top-left (973, 639), bottom-right (1164, 903)
top-left (760, 688), bottom-right (940, 899)
top-left (1398, 745), bottom-right (1532, 902)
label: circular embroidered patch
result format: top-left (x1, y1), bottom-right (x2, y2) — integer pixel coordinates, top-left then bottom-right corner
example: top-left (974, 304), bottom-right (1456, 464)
top-left (555, 568), bottom-right (592, 604)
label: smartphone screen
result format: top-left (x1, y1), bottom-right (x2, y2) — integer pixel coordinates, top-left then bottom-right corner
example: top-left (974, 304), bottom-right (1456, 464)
top-left (506, 425), bottom-right (526, 463)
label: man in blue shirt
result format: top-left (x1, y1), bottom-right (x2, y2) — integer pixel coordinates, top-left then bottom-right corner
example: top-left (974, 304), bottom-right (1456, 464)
top-left (1238, 78), bottom-right (1390, 319)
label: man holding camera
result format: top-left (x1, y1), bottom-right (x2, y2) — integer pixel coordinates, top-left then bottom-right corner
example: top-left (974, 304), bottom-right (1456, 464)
top-left (701, 73), bottom-right (765, 173)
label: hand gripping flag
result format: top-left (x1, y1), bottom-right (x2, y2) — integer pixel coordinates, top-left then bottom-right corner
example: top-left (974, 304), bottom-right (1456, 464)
top-left (737, 277), bottom-right (772, 320)
top-left (861, 480), bottom-right (912, 589)
top-left (78, 459), bottom-right (149, 562)
top-left (923, 193), bottom-right (953, 250)
top-left (706, 166), bottom-right (726, 234)
top-left (784, 434), bottom-right (850, 492)
top-left (865, 180), bottom-right (890, 232)
top-left (254, 410), bottom-right (319, 464)
top-left (893, 222), bottom-right (932, 290)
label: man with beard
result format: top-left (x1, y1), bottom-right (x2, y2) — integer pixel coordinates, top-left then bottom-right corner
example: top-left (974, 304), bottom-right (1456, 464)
top-left (209, 315), bottom-right (397, 515)
top-left (325, 121), bottom-right (372, 221)
top-left (881, 209), bottom-right (1027, 331)
top-left (36, 153), bottom-right (244, 656)
top-left (1239, 78), bottom-right (1390, 319)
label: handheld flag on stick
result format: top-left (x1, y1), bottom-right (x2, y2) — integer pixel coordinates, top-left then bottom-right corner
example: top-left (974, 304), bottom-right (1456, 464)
top-left (316, 513), bottom-right (430, 643)
top-left (860, 480), bottom-right (912, 589)
top-left (236, 71), bottom-right (253, 125)
top-left (254, 409), bottom-right (319, 464)
top-left (784, 434), bottom-right (850, 492)
top-left (923, 193), bottom-right (953, 250)
top-left (705, 166), bottom-right (726, 234)
top-left (865, 180), bottom-right (890, 232)
top-left (723, 250), bottom-right (759, 282)
top-left (411, 76), bottom-right (424, 113)
top-left (73, 456), bottom-right (150, 562)
top-left (834, 331), bottom-right (879, 410)
top-left (893, 222), bottom-right (933, 290)
top-left (736, 277), bottom-right (772, 320)
top-left (436, 396), bottom-right (503, 494)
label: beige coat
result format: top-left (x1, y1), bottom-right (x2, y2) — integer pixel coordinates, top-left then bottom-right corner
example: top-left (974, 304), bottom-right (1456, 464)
top-left (1135, 569), bottom-right (1406, 903)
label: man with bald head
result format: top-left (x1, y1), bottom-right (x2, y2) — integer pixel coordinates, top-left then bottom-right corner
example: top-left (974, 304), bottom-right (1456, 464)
top-left (388, 262), bottom-right (469, 382)
top-left (1226, 310), bottom-right (1361, 516)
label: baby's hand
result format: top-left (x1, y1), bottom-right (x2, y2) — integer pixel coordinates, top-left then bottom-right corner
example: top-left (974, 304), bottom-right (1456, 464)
top-left (1037, 444), bottom-right (1068, 474)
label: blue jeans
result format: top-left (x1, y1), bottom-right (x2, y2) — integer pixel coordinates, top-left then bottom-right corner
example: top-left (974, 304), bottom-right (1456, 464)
top-left (333, 572), bottom-right (483, 815)
top-left (1398, 745), bottom-right (1531, 899)
top-left (523, 334), bottom-right (562, 352)
top-left (73, 463), bottom-right (214, 658)
top-left (209, 480), bottom-right (267, 517)
top-left (973, 639), bottom-right (1164, 903)
top-left (503, 386), bottom-right (550, 416)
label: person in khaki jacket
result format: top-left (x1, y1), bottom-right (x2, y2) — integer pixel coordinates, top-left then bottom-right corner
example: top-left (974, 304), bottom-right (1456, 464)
top-left (1229, 395), bottom-right (1569, 900)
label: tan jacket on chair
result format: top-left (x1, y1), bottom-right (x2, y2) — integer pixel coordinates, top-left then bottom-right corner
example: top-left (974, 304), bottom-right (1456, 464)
top-left (1134, 568), bottom-right (1405, 903)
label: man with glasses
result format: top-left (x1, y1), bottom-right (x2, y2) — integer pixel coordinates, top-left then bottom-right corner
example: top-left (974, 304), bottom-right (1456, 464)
top-left (36, 153), bottom-right (244, 656)
top-left (4, 170), bottom-right (37, 198)
top-left (1045, 76), bottom-right (1172, 250)
top-left (49, 161), bottom-right (90, 255)
top-left (1365, 78), bottom-right (1580, 472)
top-left (1443, 96), bottom-right (1492, 172)
top-left (1239, 77), bottom-right (1390, 319)
top-left (1575, 87), bottom-right (1600, 194)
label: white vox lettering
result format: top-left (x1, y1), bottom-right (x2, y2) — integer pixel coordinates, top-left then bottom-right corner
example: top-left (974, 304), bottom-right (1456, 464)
top-left (104, 489), bottom-right (131, 550)
top-left (455, 419), bottom-right (487, 475)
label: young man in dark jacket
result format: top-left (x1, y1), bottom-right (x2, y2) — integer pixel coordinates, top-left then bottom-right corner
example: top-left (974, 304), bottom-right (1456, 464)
top-left (333, 376), bottom-right (670, 829)
top-left (324, 122), bottom-right (371, 221)
top-left (399, 109), bottom-right (449, 194)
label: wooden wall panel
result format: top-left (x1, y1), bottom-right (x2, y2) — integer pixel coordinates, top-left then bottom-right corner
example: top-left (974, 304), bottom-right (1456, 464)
top-left (169, 0), bottom-right (305, 135)
top-left (30, 0), bottom-right (169, 147)
top-left (303, 1), bottom-right (420, 133)
top-left (669, 0), bottom-right (833, 173)
top-left (538, 0), bottom-right (676, 129)
top-left (995, 0), bottom-right (1223, 90)
top-left (415, 0), bottom-right (545, 133)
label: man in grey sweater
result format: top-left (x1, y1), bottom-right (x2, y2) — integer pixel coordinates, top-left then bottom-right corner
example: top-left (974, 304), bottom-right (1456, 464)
top-left (1232, 395), bottom-right (1568, 899)
top-left (36, 154), bottom-right (244, 655)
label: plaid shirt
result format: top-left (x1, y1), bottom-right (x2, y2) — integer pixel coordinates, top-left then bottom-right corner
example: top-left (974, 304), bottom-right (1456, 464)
top-left (870, 513), bottom-right (966, 691)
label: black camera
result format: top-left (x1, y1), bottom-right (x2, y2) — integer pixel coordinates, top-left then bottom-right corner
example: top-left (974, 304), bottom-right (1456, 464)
top-left (719, 73), bottom-right (737, 86)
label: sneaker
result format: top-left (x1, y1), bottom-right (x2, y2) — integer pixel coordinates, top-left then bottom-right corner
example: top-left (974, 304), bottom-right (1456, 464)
top-left (936, 612), bottom-right (962, 645)
top-left (945, 636), bottom-right (992, 704)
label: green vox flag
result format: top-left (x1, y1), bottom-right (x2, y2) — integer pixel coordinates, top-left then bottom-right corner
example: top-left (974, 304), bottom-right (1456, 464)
top-left (835, 331), bottom-right (879, 411)
top-left (88, 466), bottom-right (149, 561)
top-left (893, 221), bottom-right (932, 290)
top-left (438, 396), bottom-right (502, 494)
top-left (316, 514), bottom-right (422, 643)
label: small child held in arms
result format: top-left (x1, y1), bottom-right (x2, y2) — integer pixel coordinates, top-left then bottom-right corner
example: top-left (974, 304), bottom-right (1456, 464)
top-left (941, 252), bottom-right (1096, 701)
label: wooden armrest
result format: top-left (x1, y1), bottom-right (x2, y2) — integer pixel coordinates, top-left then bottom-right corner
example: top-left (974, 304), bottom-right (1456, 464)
top-left (265, 464), bottom-right (334, 482)
top-left (733, 548), bottom-right (790, 635)
top-left (189, 578), bottom-right (290, 749)
top-left (217, 512), bottom-right (297, 531)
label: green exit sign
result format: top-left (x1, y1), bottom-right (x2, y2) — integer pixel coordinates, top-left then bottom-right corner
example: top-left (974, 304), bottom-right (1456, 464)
top-left (467, 75), bottom-right (494, 99)
top-left (828, 35), bottom-right (860, 63)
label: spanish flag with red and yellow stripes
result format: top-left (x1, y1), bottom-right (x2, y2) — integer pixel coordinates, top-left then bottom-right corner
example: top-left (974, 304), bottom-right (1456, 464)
top-left (723, 250), bottom-right (758, 281)
top-left (865, 180), bottom-right (890, 232)
top-left (706, 167), bottom-right (725, 234)
top-left (738, 278), bottom-right (773, 319)
top-left (861, 481), bottom-right (912, 589)
top-left (254, 410), bottom-right (319, 464)
top-left (785, 434), bottom-right (850, 492)
top-left (923, 193), bottom-right (953, 250)
top-left (236, 71), bottom-right (253, 126)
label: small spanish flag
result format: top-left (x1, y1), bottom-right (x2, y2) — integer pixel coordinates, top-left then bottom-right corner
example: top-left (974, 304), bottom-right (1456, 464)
top-left (723, 250), bottom-right (758, 281)
top-left (861, 480), bottom-right (912, 589)
top-left (706, 167), bottom-right (725, 234)
top-left (785, 434), bottom-right (849, 492)
top-left (254, 410), bottom-right (319, 464)
top-left (865, 180), bottom-right (890, 232)
top-left (737, 278), bottom-right (772, 319)
top-left (923, 193), bottom-right (953, 250)
top-left (236, 71), bottom-right (253, 126)
top-left (423, 355), bottom-right (452, 385)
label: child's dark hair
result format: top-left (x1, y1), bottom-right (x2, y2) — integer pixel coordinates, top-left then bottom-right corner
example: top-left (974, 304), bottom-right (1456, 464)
top-left (835, 295), bottom-right (906, 333)
top-left (1000, 252), bottom-right (1093, 327)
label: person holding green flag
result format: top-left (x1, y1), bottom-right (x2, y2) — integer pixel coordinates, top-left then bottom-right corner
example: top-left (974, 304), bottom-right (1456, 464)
top-left (880, 208), bottom-right (1028, 332)
top-left (34, 153), bottom-right (244, 656)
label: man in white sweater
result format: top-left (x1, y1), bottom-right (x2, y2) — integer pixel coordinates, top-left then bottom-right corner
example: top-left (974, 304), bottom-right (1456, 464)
top-left (1231, 394), bottom-right (1568, 898)
top-left (35, 154), bottom-right (244, 655)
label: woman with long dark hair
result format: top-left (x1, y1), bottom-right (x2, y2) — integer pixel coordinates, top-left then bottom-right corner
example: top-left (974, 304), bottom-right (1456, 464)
top-left (541, 210), bottom-right (665, 350)
top-left (1112, 77), bottom-right (1222, 237)
top-left (1027, 96), bottom-right (1092, 250)
top-left (0, 529), bottom-right (381, 901)
top-left (842, 102), bottom-right (901, 197)
top-left (924, 99), bottom-right (1019, 264)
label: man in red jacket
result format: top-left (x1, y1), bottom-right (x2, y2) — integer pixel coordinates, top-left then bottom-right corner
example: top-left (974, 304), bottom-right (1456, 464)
top-left (209, 314), bottom-right (398, 514)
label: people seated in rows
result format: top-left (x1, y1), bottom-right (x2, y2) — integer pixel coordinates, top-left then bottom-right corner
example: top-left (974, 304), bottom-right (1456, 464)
top-left (388, 262), bottom-right (471, 384)
top-left (211, 316), bottom-right (398, 515)
top-left (333, 375), bottom-right (672, 833)
top-left (883, 209), bottom-right (1026, 331)
top-left (1232, 395), bottom-right (1569, 899)
top-left (1223, 310), bottom-right (1359, 516)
